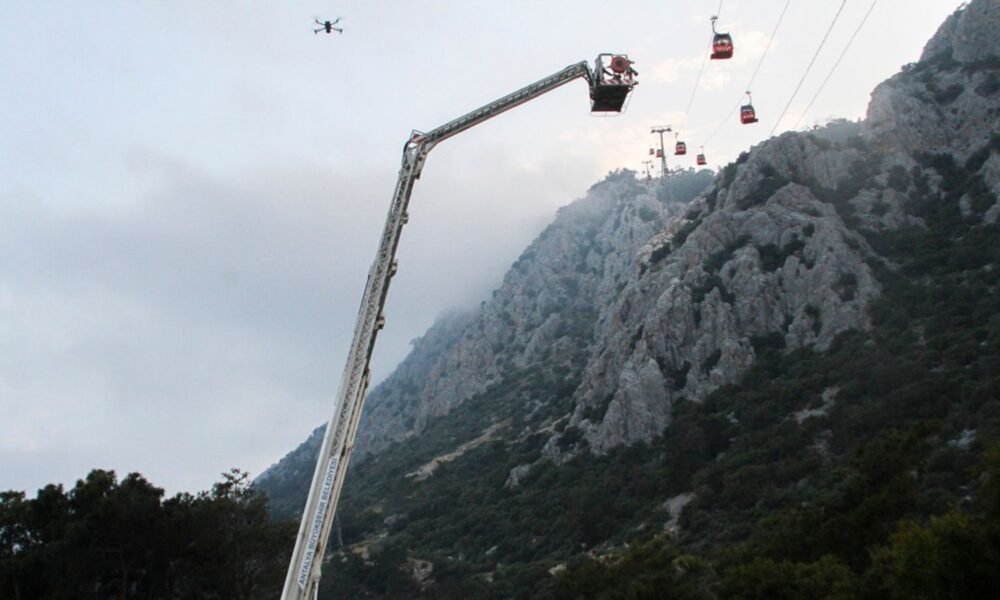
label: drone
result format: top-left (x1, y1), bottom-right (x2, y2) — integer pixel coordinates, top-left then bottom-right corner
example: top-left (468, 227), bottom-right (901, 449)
top-left (313, 17), bottom-right (343, 35)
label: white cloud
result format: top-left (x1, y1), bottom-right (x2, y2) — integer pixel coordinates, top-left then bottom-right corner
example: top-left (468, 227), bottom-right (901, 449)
top-left (649, 54), bottom-right (706, 83)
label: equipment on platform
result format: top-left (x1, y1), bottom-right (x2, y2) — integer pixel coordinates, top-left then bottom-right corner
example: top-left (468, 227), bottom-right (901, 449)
top-left (650, 125), bottom-right (672, 180)
top-left (590, 54), bottom-right (638, 112)
top-left (281, 53), bottom-right (638, 600)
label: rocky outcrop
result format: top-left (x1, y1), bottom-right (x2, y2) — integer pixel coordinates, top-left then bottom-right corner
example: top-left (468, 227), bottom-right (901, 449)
top-left (570, 135), bottom-right (880, 451)
top-left (351, 172), bottom-right (709, 458)
top-left (920, 0), bottom-right (1000, 65)
top-left (257, 171), bottom-right (712, 496)
top-left (864, 0), bottom-right (1000, 160)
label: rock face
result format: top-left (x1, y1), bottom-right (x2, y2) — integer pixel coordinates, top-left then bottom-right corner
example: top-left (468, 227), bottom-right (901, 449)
top-left (921, 0), bottom-right (1000, 65)
top-left (571, 146), bottom-right (881, 451)
top-left (259, 170), bottom-right (713, 488)
top-left (864, 0), bottom-right (1000, 161)
top-left (260, 0), bottom-right (1000, 495)
top-left (350, 173), bottom-right (702, 459)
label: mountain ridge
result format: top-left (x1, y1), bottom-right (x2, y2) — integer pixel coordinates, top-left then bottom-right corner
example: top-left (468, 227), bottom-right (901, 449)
top-left (259, 1), bottom-right (1000, 596)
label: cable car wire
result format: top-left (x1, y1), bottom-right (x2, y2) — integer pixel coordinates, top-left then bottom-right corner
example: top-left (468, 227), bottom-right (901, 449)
top-left (702, 0), bottom-right (793, 146)
top-left (768, 0), bottom-right (848, 136)
top-left (791, 0), bottom-right (879, 130)
top-left (678, 0), bottom-right (726, 134)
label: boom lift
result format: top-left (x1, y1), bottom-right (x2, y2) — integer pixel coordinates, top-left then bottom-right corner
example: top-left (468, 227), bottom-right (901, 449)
top-left (281, 53), bottom-right (637, 600)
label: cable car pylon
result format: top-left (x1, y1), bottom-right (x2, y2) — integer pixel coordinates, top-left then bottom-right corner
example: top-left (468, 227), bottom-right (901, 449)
top-left (650, 125), bottom-right (672, 179)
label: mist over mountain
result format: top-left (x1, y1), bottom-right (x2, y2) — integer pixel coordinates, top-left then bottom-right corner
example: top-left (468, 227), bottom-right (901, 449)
top-left (257, 1), bottom-right (1000, 597)
top-left (257, 168), bottom-right (715, 511)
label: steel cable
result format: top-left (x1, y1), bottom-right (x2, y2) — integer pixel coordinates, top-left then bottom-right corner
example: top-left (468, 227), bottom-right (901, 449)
top-left (769, 0), bottom-right (848, 136)
top-left (678, 0), bottom-right (726, 135)
top-left (702, 0), bottom-right (793, 146)
top-left (791, 0), bottom-right (880, 130)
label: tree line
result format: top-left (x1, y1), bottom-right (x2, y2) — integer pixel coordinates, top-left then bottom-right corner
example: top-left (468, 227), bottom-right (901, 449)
top-left (0, 469), bottom-right (293, 600)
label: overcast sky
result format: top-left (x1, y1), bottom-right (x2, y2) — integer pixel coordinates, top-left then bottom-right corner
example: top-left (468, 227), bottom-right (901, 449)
top-left (1, 0), bottom-right (964, 496)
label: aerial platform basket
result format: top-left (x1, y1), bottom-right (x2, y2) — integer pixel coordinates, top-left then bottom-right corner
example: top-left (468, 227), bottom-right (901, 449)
top-left (590, 54), bottom-right (637, 112)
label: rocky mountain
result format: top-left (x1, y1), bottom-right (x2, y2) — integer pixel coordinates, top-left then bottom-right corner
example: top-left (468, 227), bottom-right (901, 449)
top-left (355, 171), bottom-right (710, 457)
top-left (259, 1), bottom-right (1000, 596)
top-left (258, 169), bottom-right (715, 512)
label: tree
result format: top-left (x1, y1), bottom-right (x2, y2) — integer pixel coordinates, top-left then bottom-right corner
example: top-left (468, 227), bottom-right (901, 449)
top-left (0, 491), bottom-right (35, 600)
top-left (718, 555), bottom-right (857, 600)
top-left (871, 512), bottom-right (1000, 600)
top-left (0, 468), bottom-right (293, 599)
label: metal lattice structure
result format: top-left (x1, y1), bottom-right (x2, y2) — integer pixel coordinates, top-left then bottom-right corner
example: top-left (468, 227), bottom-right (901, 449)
top-left (281, 53), bottom-right (637, 600)
top-left (650, 125), bottom-right (672, 179)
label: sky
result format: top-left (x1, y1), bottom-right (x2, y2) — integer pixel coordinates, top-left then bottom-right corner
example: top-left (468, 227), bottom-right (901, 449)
top-left (1, 0), bottom-right (966, 496)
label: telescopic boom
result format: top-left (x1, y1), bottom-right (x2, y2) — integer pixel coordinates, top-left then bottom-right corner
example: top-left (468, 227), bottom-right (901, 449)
top-left (281, 53), bottom-right (636, 600)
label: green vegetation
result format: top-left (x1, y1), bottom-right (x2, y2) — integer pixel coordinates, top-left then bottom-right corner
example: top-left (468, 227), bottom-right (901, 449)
top-left (289, 132), bottom-right (1000, 597)
top-left (975, 71), bottom-right (1000, 96)
top-left (637, 204), bottom-right (659, 223)
top-left (809, 118), bottom-right (863, 147)
top-left (755, 237), bottom-right (806, 272)
top-left (0, 469), bottom-right (293, 599)
top-left (720, 151), bottom-right (750, 189)
top-left (555, 444), bottom-right (1000, 600)
top-left (672, 216), bottom-right (702, 249)
top-left (744, 163), bottom-right (790, 208)
top-left (655, 169), bottom-right (716, 206)
top-left (703, 235), bottom-right (750, 274)
top-left (887, 164), bottom-right (910, 192)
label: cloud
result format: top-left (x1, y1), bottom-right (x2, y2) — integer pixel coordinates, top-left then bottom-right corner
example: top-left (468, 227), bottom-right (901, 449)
top-left (730, 29), bottom-right (773, 67)
top-left (646, 27), bottom-right (771, 94)
top-left (649, 54), bottom-right (705, 83)
top-left (0, 137), bottom-right (606, 495)
top-left (0, 156), bottom-right (365, 493)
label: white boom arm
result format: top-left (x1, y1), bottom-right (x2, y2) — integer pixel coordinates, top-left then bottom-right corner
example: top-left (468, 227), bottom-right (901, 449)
top-left (281, 54), bottom-right (635, 600)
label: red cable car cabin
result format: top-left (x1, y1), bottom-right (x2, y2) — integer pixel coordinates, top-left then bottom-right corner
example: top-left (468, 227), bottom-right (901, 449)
top-left (655, 148), bottom-right (664, 158)
top-left (697, 153), bottom-right (707, 166)
top-left (711, 33), bottom-right (733, 60)
top-left (674, 141), bottom-right (687, 156)
top-left (740, 92), bottom-right (759, 124)
top-left (649, 147), bottom-right (655, 156)
top-left (710, 17), bottom-right (733, 60)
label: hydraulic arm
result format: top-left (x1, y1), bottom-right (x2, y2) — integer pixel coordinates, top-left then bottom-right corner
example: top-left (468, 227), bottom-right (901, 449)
top-left (281, 53), bottom-right (636, 600)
